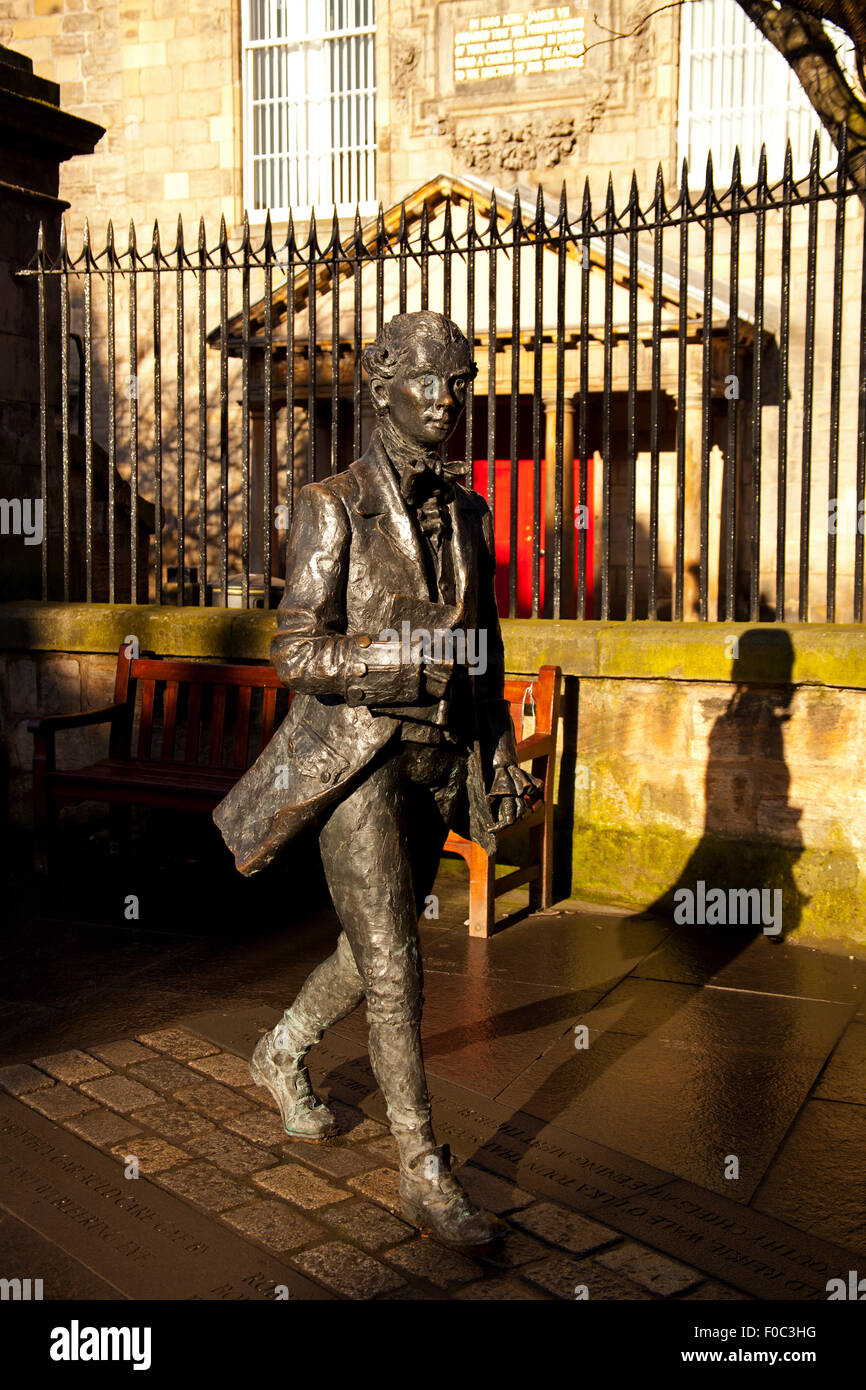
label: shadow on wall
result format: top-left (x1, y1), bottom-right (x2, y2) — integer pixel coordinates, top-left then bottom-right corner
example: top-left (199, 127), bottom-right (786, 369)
top-left (647, 627), bottom-right (808, 942)
top-left (553, 628), bottom-right (808, 942)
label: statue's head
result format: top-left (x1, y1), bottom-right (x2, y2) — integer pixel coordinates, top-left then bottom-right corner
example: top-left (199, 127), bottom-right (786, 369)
top-left (361, 311), bottom-right (478, 449)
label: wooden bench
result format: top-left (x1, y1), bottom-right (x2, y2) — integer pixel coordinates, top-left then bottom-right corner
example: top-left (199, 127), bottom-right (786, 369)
top-left (29, 645), bottom-right (290, 875)
top-left (445, 665), bottom-right (561, 937)
top-left (30, 647), bottom-right (561, 937)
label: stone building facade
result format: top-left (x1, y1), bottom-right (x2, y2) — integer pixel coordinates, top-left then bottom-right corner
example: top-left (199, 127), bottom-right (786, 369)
top-left (1, 1), bottom-right (680, 243)
top-left (1, 0), bottom-right (863, 621)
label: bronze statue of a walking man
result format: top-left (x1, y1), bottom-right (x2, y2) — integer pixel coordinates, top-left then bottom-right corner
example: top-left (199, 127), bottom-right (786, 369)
top-left (214, 311), bottom-right (539, 1247)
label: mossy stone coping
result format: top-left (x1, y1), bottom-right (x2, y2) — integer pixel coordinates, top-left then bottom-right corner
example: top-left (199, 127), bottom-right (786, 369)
top-left (0, 603), bottom-right (865, 687)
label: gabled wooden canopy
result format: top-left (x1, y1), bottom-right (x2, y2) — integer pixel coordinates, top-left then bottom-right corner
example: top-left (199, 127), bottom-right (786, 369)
top-left (208, 171), bottom-right (762, 398)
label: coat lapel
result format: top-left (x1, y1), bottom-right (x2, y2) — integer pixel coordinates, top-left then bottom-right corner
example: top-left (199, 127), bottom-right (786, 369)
top-left (353, 437), bottom-right (427, 584)
top-left (450, 485), bottom-right (476, 612)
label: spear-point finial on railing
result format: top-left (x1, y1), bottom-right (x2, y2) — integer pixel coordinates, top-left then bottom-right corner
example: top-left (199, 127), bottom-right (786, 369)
top-left (37, 220), bottom-right (45, 258)
top-left (329, 203), bottom-right (340, 256)
top-left (654, 161), bottom-right (665, 201)
top-left (263, 208), bottom-right (273, 257)
top-left (176, 212), bottom-right (185, 258)
top-left (783, 138), bottom-right (793, 182)
top-left (703, 149), bottom-right (714, 204)
top-left (680, 155), bottom-right (690, 196)
top-left (582, 175), bottom-right (591, 214)
top-left (128, 218), bottom-right (137, 259)
top-left (443, 193), bottom-right (453, 242)
top-left (605, 171), bottom-right (615, 214)
top-left (286, 207), bottom-right (296, 257)
top-left (535, 182), bottom-right (544, 227)
top-left (352, 204), bottom-right (363, 258)
top-left (198, 215), bottom-right (206, 252)
top-left (308, 205), bottom-right (319, 255)
top-left (508, 188), bottom-right (518, 227)
top-left (241, 209), bottom-right (251, 253)
top-left (731, 145), bottom-right (742, 192)
top-left (59, 218), bottom-right (67, 265)
top-left (152, 220), bottom-right (161, 262)
top-left (465, 194), bottom-right (474, 237)
top-left (398, 200), bottom-right (407, 244)
top-left (757, 142), bottom-right (768, 195)
top-left (219, 212), bottom-right (228, 262)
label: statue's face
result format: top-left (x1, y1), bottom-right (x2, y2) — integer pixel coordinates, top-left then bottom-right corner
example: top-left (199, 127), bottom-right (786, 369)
top-left (374, 338), bottom-right (473, 447)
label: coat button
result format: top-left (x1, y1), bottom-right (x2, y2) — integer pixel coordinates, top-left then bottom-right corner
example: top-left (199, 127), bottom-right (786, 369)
top-left (351, 661), bottom-right (368, 676)
top-left (348, 685), bottom-right (365, 702)
top-left (356, 634), bottom-right (372, 647)
top-left (320, 769), bottom-right (332, 783)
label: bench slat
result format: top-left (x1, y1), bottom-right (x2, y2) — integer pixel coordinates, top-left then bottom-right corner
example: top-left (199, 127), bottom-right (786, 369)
top-left (209, 685), bottom-right (227, 765)
top-left (185, 682), bottom-right (202, 763)
top-left (261, 686), bottom-right (277, 750)
top-left (129, 657), bottom-right (283, 687)
top-left (137, 680), bottom-right (156, 760)
top-left (233, 685), bottom-right (251, 768)
top-left (161, 680), bottom-right (179, 760)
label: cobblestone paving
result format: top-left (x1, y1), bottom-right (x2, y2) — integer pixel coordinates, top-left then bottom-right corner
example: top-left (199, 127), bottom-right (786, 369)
top-left (0, 1032), bottom-right (751, 1302)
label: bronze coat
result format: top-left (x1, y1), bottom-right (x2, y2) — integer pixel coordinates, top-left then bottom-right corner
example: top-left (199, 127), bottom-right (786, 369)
top-left (213, 435), bottom-right (517, 875)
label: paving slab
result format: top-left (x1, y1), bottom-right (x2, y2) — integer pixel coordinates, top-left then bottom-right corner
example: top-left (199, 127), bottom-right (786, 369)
top-left (186, 1130), bottom-right (280, 1175)
top-left (813, 1020), bottom-right (866, 1104)
top-left (129, 1101), bottom-right (216, 1142)
top-left (33, 1050), bottom-right (111, 1084)
top-left (88, 1040), bottom-right (159, 1068)
top-left (137, 1028), bottom-right (220, 1061)
top-left (0, 1063), bottom-right (56, 1095)
top-left (634, 928), bottom-right (866, 1005)
top-left (315, 1199), bottom-right (414, 1251)
top-left (384, 1237), bottom-right (482, 1288)
top-left (290, 1241), bottom-right (407, 1299)
top-left (752, 1098), bottom-right (866, 1261)
top-left (522, 1250), bottom-right (655, 1300)
top-left (253, 1162), bottom-right (349, 1209)
top-left (0, 1206), bottom-right (124, 1301)
top-left (451, 1274), bottom-right (549, 1299)
top-left (495, 989), bottom-right (850, 1200)
top-left (22, 1084), bottom-right (99, 1121)
top-left (0, 1093), bottom-right (332, 1300)
top-left (422, 911), bottom-right (671, 992)
top-left (80, 1075), bottom-right (162, 1115)
top-left (221, 1200), bottom-right (322, 1254)
top-left (594, 1241), bottom-right (703, 1296)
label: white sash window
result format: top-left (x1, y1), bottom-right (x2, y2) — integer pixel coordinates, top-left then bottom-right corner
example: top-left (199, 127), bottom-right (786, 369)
top-left (678, 0), bottom-right (854, 184)
top-left (242, 0), bottom-right (376, 218)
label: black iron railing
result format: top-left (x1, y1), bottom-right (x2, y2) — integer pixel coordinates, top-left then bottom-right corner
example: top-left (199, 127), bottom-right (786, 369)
top-left (19, 134), bottom-right (866, 621)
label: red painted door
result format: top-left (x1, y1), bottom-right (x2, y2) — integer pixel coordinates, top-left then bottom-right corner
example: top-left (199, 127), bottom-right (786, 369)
top-left (471, 457), bottom-right (594, 618)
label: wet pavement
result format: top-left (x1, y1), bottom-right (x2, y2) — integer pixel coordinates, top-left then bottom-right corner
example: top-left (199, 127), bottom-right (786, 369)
top-left (0, 822), bottom-right (864, 1300)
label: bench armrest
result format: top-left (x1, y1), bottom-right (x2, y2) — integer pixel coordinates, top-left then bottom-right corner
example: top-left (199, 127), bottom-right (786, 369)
top-left (28, 704), bottom-right (125, 735)
top-left (514, 732), bottom-right (554, 762)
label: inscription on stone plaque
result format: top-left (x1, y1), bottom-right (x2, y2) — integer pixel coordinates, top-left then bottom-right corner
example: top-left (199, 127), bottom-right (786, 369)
top-left (454, 6), bottom-right (585, 83)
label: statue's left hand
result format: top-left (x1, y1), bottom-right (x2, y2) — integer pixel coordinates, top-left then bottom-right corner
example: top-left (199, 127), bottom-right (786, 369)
top-left (487, 763), bottom-right (544, 828)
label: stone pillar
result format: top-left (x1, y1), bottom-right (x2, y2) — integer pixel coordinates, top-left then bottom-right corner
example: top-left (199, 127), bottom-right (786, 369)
top-left (0, 47), bottom-right (103, 600)
top-left (543, 393), bottom-right (575, 618)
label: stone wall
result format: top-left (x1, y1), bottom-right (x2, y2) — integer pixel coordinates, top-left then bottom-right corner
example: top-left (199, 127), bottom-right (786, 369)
top-left (1, 603), bottom-right (863, 955)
